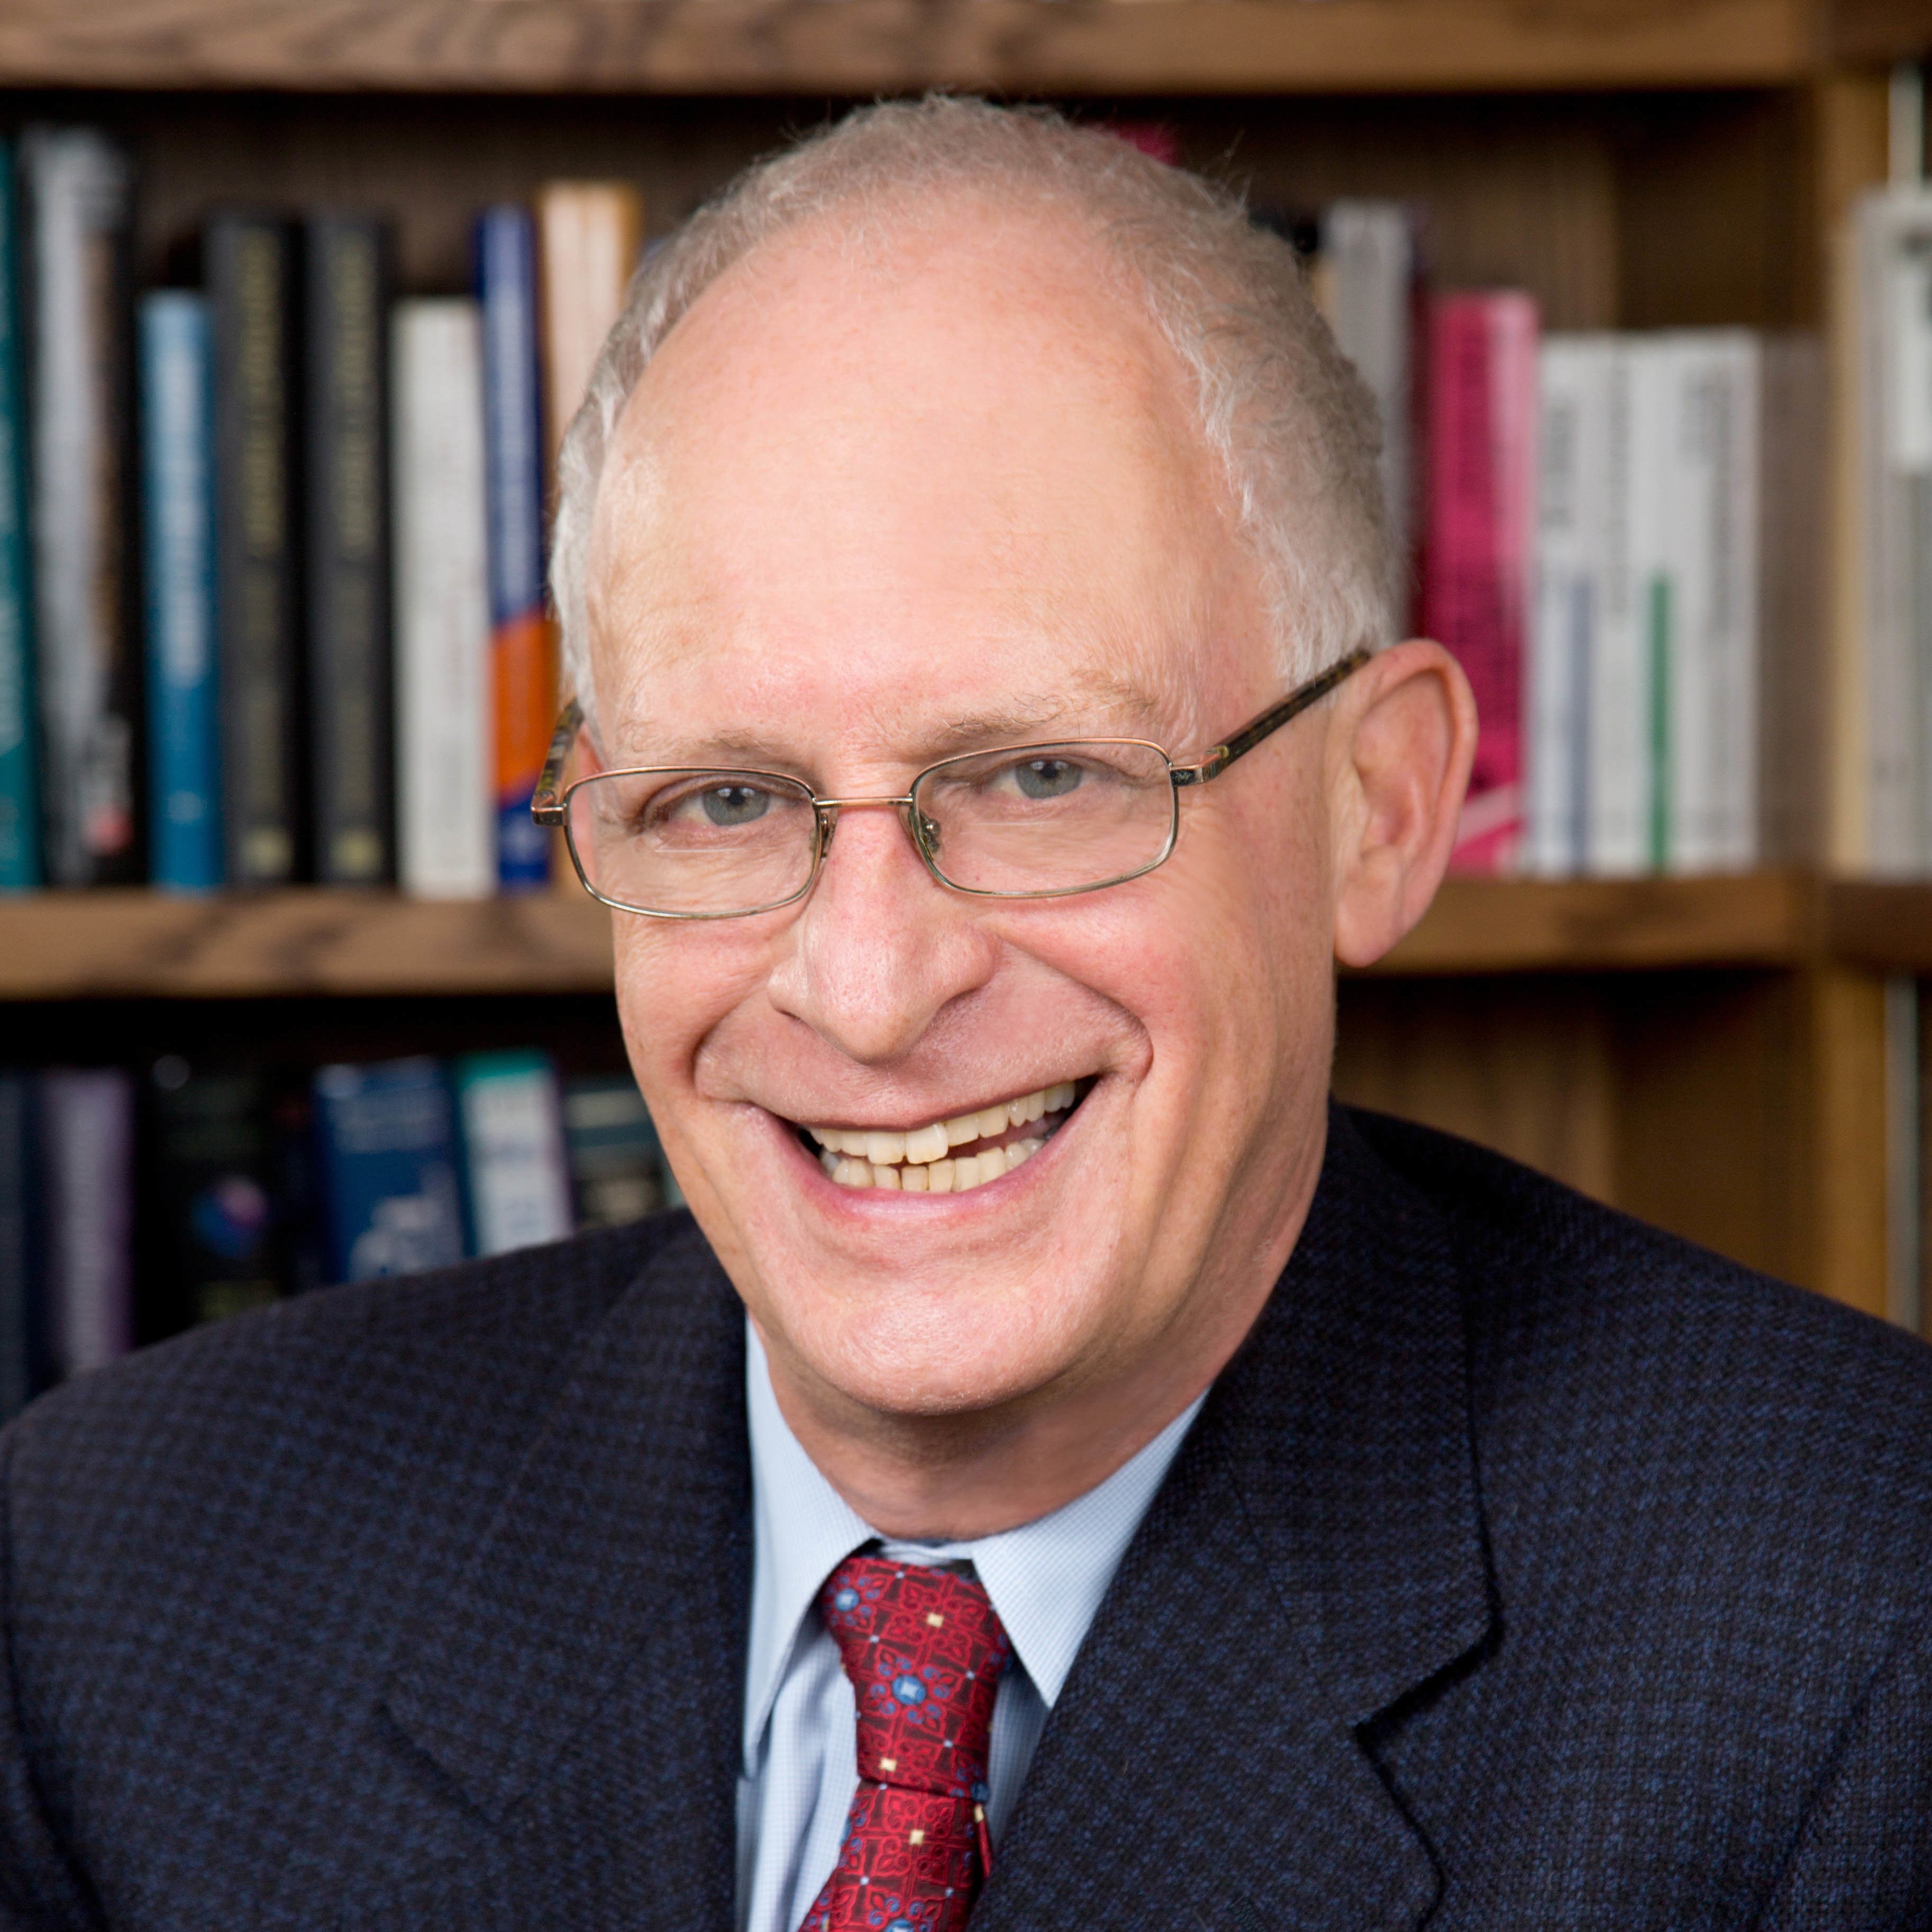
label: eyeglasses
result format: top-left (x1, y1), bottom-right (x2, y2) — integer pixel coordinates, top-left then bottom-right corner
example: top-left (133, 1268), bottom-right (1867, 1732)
top-left (531, 646), bottom-right (1370, 921)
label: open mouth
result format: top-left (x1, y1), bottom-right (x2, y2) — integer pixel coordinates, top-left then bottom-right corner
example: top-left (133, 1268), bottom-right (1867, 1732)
top-left (797, 1079), bottom-right (1091, 1193)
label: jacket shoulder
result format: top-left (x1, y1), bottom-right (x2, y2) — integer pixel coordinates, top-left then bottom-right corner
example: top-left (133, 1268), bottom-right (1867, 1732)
top-left (1343, 1102), bottom-right (1932, 1613)
top-left (4, 1211), bottom-right (706, 1576)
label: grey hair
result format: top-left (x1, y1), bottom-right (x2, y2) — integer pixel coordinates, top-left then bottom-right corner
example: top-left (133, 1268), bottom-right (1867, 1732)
top-left (551, 96), bottom-right (1392, 736)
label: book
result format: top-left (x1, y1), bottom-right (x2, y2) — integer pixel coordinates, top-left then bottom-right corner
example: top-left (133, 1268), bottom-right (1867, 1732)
top-left (312, 1058), bottom-right (466, 1286)
top-left (391, 299), bottom-right (494, 899)
top-left (145, 1058), bottom-right (280, 1334)
top-left (562, 1072), bottom-right (669, 1228)
top-left (477, 206), bottom-right (555, 892)
top-left (1848, 187), bottom-right (1932, 875)
top-left (139, 291), bottom-right (223, 890)
top-left (0, 1072), bottom-right (39, 1419)
top-left (1526, 334), bottom-right (1615, 877)
top-left (453, 1050), bottom-right (573, 1257)
top-left (535, 180), bottom-right (643, 466)
top-left (305, 213), bottom-right (394, 887)
top-left (38, 1067), bottom-right (134, 1379)
top-left (22, 127), bottom-right (142, 888)
top-left (0, 143), bottom-right (37, 892)
top-left (1757, 334), bottom-right (1827, 867)
top-left (208, 212), bottom-right (304, 886)
top-left (1319, 201), bottom-right (1417, 625)
top-left (1657, 332), bottom-right (1761, 876)
top-left (1421, 290), bottom-right (1539, 872)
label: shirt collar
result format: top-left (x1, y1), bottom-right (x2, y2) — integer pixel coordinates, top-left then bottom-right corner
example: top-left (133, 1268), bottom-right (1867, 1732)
top-left (743, 1321), bottom-right (1202, 1768)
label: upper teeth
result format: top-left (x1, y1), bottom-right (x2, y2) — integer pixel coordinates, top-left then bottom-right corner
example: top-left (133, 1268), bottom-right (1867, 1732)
top-left (808, 1082), bottom-right (1077, 1193)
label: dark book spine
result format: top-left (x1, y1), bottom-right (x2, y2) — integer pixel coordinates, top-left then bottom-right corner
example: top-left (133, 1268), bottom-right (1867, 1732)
top-left (22, 127), bottom-right (143, 887)
top-left (209, 213), bottom-right (304, 886)
top-left (304, 215), bottom-right (393, 886)
top-left (0, 1072), bottom-right (38, 1420)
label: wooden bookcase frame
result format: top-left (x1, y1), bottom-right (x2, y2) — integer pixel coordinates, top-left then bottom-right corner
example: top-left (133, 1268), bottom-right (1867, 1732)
top-left (0, 0), bottom-right (1927, 1322)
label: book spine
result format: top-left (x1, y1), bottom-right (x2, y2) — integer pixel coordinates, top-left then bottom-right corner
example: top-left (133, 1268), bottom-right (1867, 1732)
top-left (453, 1049), bottom-right (573, 1257)
top-left (312, 1057), bottom-right (466, 1284)
top-left (0, 1072), bottom-right (37, 1420)
top-left (561, 1073), bottom-right (668, 1229)
top-left (39, 1067), bottom-right (134, 1378)
top-left (1865, 192), bottom-right (1932, 874)
top-left (477, 207), bottom-right (554, 893)
top-left (1757, 333), bottom-right (1827, 865)
top-left (0, 144), bottom-right (37, 891)
top-left (1527, 336), bottom-right (1611, 876)
top-left (139, 292), bottom-right (223, 891)
top-left (392, 300), bottom-right (494, 898)
top-left (145, 1059), bottom-right (278, 1333)
top-left (209, 213), bottom-right (304, 886)
top-left (1320, 199), bottom-right (1415, 627)
top-left (535, 180), bottom-right (643, 468)
top-left (1701, 333), bottom-right (1761, 872)
top-left (1422, 291), bottom-right (1538, 873)
top-left (305, 214), bottom-right (394, 886)
top-left (23, 127), bottom-right (142, 888)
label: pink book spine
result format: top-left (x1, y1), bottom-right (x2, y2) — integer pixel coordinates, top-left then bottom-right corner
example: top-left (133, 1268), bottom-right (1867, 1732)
top-left (1421, 291), bottom-right (1541, 873)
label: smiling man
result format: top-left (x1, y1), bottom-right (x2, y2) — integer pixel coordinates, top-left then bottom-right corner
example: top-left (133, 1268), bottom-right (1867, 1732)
top-left (5, 100), bottom-right (1932, 1932)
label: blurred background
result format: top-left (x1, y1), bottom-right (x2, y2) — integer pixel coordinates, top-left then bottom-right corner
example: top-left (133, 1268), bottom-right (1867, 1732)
top-left (0, 0), bottom-right (1928, 1414)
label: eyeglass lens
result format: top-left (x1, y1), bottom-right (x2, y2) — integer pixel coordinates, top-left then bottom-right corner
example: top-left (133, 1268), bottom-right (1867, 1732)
top-left (566, 741), bottom-right (1178, 916)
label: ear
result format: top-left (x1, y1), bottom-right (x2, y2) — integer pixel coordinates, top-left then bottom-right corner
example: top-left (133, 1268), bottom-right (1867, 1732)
top-left (1326, 640), bottom-right (1478, 969)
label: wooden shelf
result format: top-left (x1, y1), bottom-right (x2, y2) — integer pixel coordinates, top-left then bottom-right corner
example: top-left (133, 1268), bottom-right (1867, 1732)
top-left (0, 889), bottom-right (613, 999)
top-left (0, 873), bottom-right (1924, 998)
top-left (0, 0), bottom-right (1922, 99)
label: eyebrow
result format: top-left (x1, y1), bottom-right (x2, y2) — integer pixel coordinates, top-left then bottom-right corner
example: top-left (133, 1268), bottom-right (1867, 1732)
top-left (636, 671), bottom-right (1174, 772)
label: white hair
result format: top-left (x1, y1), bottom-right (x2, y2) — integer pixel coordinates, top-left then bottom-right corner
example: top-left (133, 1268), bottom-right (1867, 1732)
top-left (551, 96), bottom-right (1392, 736)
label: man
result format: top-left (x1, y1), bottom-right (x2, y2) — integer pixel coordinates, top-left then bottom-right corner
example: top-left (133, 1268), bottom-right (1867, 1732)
top-left (3, 98), bottom-right (1930, 1930)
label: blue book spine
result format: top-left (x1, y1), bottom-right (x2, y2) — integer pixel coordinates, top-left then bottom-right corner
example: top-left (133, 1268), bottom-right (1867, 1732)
top-left (312, 1058), bottom-right (466, 1286)
top-left (139, 293), bottom-right (222, 890)
top-left (476, 206), bottom-right (553, 894)
top-left (0, 145), bottom-right (38, 891)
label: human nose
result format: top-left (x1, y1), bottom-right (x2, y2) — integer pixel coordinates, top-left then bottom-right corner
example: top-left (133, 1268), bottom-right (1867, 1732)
top-left (765, 800), bottom-right (996, 1066)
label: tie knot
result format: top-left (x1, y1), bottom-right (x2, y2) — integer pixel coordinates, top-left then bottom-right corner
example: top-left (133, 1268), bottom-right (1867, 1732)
top-left (817, 1554), bottom-right (1010, 1801)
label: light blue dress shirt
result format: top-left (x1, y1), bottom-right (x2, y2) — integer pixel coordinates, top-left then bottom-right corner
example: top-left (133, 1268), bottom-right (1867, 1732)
top-left (736, 1324), bottom-right (1204, 1932)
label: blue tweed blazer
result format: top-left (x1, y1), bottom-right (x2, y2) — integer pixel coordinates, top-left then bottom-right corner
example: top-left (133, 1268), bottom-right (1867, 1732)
top-left (0, 1105), bottom-right (1929, 1928)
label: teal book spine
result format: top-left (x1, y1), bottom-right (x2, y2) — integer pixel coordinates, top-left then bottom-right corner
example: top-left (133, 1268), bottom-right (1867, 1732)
top-left (140, 291), bottom-right (222, 890)
top-left (0, 143), bottom-right (38, 890)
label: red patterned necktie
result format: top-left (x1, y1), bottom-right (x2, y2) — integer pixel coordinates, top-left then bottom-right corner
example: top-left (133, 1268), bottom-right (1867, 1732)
top-left (795, 1553), bottom-right (1012, 1932)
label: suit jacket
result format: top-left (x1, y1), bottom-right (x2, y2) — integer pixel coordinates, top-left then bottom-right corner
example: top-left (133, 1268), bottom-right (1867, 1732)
top-left (1, 1105), bottom-right (1930, 1930)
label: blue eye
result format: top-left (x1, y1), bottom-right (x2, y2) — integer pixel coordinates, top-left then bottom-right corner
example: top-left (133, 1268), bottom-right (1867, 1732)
top-left (700, 783), bottom-right (771, 826)
top-left (1012, 757), bottom-right (1084, 800)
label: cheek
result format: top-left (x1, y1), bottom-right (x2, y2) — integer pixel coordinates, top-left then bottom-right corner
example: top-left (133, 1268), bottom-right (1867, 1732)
top-left (612, 922), bottom-right (771, 1107)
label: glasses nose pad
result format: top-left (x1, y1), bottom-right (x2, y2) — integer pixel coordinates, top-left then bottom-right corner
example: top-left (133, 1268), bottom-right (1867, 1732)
top-left (905, 801), bottom-right (942, 860)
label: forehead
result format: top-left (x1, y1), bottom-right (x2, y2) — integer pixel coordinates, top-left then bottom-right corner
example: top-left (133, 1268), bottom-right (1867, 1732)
top-left (585, 193), bottom-right (1257, 762)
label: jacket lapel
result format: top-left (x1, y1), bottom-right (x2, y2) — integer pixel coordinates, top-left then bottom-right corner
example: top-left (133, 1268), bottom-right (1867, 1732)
top-left (359, 1220), bottom-right (751, 1926)
top-left (975, 1107), bottom-right (1494, 1932)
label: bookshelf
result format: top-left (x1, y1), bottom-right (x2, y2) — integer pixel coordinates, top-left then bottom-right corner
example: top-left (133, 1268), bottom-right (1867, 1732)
top-left (0, 0), bottom-right (1923, 1335)
top-left (0, 872), bottom-right (1925, 998)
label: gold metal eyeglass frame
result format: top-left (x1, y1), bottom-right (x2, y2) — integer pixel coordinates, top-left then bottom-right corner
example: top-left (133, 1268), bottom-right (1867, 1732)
top-left (530, 645), bottom-right (1371, 920)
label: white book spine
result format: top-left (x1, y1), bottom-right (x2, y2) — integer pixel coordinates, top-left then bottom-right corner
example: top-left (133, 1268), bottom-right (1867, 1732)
top-left (1588, 343), bottom-right (1648, 874)
top-left (1529, 335), bottom-right (1614, 875)
top-left (1320, 201), bottom-right (1414, 623)
top-left (1702, 332), bottom-right (1761, 871)
top-left (392, 300), bottom-right (495, 899)
top-left (1861, 189), bottom-right (1932, 874)
top-left (1660, 334), bottom-right (1719, 875)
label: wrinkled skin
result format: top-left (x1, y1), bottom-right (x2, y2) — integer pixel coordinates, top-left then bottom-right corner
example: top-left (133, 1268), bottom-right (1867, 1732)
top-left (582, 193), bottom-right (1475, 1536)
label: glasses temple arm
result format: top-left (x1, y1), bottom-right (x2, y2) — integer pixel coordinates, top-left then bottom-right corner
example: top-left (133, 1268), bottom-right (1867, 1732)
top-left (1170, 646), bottom-right (1373, 786)
top-left (531, 700), bottom-right (584, 824)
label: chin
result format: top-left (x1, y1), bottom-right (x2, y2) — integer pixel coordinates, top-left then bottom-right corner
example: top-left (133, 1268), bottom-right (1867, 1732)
top-left (764, 1256), bottom-right (1104, 1420)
